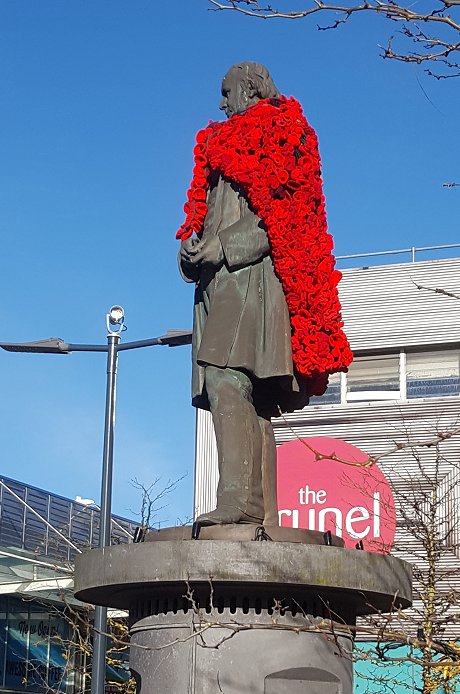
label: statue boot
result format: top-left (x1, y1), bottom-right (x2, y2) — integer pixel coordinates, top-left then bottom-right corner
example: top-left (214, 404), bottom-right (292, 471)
top-left (259, 414), bottom-right (279, 527)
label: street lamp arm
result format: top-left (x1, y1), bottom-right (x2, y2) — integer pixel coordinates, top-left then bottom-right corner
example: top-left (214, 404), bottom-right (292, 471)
top-left (159, 329), bottom-right (192, 346)
top-left (66, 344), bottom-right (109, 353)
top-left (116, 337), bottom-right (162, 351)
top-left (117, 330), bottom-right (192, 351)
top-left (0, 338), bottom-right (71, 354)
top-left (0, 339), bottom-right (110, 354)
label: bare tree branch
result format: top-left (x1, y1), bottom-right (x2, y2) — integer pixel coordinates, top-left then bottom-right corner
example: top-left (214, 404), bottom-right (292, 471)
top-left (209, 0), bottom-right (460, 77)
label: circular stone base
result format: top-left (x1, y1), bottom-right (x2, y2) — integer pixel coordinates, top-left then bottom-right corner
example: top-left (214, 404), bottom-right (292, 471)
top-left (75, 540), bottom-right (411, 613)
top-left (75, 541), bottom-right (411, 694)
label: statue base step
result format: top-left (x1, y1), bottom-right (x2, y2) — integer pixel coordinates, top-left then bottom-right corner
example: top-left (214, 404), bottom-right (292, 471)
top-left (145, 523), bottom-right (344, 545)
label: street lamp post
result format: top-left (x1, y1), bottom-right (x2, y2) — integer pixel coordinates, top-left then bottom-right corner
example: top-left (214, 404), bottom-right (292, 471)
top-left (0, 309), bottom-right (192, 694)
top-left (92, 312), bottom-right (121, 694)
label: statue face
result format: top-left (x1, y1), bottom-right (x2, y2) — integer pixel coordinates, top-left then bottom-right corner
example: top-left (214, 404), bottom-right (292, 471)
top-left (219, 68), bottom-right (249, 119)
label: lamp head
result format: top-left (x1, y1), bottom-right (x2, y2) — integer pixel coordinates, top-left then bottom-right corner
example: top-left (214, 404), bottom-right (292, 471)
top-left (106, 305), bottom-right (125, 334)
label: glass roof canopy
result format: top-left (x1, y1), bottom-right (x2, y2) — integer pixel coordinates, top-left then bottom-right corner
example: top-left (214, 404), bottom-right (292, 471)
top-left (0, 475), bottom-right (136, 604)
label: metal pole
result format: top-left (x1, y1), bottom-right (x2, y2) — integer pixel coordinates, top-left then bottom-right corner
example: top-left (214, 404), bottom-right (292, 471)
top-left (91, 332), bottom-right (120, 694)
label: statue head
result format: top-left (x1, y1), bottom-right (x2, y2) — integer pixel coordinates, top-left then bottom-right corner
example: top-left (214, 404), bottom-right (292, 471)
top-left (220, 62), bottom-right (280, 119)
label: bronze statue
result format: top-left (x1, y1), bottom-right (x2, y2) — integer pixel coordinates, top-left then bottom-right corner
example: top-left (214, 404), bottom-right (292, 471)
top-left (178, 63), bottom-right (352, 528)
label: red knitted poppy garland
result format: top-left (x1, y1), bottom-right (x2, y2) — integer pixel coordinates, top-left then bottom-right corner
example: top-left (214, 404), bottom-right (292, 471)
top-left (177, 96), bottom-right (353, 395)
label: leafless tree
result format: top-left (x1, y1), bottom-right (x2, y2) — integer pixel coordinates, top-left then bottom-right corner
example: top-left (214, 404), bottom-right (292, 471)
top-left (129, 473), bottom-right (187, 531)
top-left (349, 425), bottom-right (460, 693)
top-left (209, 0), bottom-right (460, 78)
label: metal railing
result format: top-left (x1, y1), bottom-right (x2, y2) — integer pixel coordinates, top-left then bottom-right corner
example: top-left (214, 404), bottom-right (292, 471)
top-left (0, 475), bottom-right (137, 562)
top-left (337, 243), bottom-right (460, 265)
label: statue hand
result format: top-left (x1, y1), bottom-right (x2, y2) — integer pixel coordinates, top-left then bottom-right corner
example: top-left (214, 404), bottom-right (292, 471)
top-left (189, 236), bottom-right (224, 267)
top-left (180, 237), bottom-right (200, 265)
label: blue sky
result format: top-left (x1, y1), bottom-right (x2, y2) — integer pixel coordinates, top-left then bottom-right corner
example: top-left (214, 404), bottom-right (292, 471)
top-left (0, 1), bottom-right (459, 525)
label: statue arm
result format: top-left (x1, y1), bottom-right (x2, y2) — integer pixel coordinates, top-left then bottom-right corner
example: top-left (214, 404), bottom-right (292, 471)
top-left (218, 210), bottom-right (270, 270)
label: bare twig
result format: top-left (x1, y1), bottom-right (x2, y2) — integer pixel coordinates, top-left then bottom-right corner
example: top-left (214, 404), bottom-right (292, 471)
top-left (411, 277), bottom-right (460, 300)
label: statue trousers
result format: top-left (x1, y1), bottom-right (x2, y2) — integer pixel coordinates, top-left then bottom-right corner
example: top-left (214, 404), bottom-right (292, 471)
top-left (204, 365), bottom-right (278, 526)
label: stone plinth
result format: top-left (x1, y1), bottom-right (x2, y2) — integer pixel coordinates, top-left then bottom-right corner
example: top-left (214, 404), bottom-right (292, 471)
top-left (75, 537), bottom-right (411, 694)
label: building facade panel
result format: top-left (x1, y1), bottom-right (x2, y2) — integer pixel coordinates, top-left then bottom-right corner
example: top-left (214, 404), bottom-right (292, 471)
top-left (339, 258), bottom-right (460, 351)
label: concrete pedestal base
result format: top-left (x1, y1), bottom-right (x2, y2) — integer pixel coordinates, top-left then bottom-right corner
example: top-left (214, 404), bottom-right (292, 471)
top-left (75, 535), bottom-right (411, 694)
top-left (129, 600), bottom-right (353, 693)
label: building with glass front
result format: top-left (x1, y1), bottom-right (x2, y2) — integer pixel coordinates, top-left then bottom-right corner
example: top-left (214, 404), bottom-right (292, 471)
top-left (0, 476), bottom-right (136, 693)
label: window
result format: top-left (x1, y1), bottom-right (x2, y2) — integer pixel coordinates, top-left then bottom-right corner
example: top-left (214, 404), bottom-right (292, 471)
top-left (346, 355), bottom-right (400, 402)
top-left (0, 597), bottom-right (71, 692)
top-left (307, 347), bottom-right (460, 407)
top-left (406, 349), bottom-right (460, 399)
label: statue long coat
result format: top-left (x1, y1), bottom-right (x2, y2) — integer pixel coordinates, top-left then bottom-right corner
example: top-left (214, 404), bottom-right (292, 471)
top-left (180, 174), bottom-right (309, 416)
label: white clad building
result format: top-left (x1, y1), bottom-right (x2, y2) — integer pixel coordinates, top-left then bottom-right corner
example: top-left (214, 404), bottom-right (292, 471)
top-left (194, 247), bottom-right (460, 639)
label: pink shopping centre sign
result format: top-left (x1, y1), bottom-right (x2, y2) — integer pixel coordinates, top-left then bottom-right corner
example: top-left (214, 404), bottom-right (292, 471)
top-left (277, 437), bottom-right (396, 552)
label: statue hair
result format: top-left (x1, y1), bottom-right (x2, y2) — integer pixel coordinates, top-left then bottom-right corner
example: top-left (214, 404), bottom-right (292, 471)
top-left (230, 62), bottom-right (280, 99)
